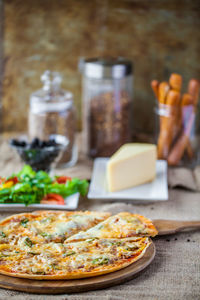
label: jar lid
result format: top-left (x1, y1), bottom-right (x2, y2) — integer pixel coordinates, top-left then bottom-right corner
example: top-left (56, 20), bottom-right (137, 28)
top-left (29, 70), bottom-right (74, 113)
top-left (79, 57), bottom-right (133, 79)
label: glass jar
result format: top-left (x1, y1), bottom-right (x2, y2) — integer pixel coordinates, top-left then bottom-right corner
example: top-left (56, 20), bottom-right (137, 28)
top-left (80, 58), bottom-right (133, 158)
top-left (28, 70), bottom-right (78, 167)
top-left (155, 102), bottom-right (199, 167)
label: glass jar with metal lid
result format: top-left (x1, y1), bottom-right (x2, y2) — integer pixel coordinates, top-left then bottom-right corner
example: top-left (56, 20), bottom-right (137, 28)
top-left (28, 70), bottom-right (78, 167)
top-left (80, 57), bottom-right (133, 158)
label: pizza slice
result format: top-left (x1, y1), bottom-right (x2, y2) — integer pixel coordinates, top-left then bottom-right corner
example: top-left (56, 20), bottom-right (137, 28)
top-left (0, 210), bottom-right (110, 244)
top-left (66, 212), bottom-right (158, 242)
top-left (0, 236), bottom-right (151, 279)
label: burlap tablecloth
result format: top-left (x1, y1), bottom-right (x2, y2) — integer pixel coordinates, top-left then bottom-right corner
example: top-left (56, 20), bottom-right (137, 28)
top-left (0, 138), bottom-right (199, 300)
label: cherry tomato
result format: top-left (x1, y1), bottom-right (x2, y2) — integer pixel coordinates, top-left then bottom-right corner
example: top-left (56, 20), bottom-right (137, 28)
top-left (41, 193), bottom-right (65, 205)
top-left (56, 176), bottom-right (72, 184)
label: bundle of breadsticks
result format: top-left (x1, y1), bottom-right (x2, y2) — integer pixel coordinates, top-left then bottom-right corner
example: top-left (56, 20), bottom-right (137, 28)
top-left (151, 73), bottom-right (200, 166)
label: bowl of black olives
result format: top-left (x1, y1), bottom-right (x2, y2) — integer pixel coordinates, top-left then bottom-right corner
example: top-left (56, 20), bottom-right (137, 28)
top-left (10, 135), bottom-right (69, 172)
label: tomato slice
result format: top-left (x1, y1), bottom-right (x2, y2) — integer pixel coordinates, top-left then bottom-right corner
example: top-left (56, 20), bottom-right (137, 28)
top-left (5, 176), bottom-right (19, 185)
top-left (56, 176), bottom-right (71, 184)
top-left (41, 193), bottom-right (65, 205)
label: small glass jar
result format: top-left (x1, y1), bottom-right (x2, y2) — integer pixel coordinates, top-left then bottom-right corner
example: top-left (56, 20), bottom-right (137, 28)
top-left (28, 71), bottom-right (78, 167)
top-left (155, 102), bottom-right (199, 167)
top-left (80, 58), bottom-right (133, 158)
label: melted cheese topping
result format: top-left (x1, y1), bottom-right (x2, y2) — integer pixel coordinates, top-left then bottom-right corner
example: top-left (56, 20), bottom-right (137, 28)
top-left (66, 212), bottom-right (156, 242)
top-left (0, 211), bottom-right (156, 277)
top-left (0, 211), bottom-right (110, 244)
top-left (0, 237), bottom-right (150, 275)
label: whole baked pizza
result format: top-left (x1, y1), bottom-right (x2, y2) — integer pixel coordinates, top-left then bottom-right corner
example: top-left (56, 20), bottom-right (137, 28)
top-left (0, 211), bottom-right (157, 279)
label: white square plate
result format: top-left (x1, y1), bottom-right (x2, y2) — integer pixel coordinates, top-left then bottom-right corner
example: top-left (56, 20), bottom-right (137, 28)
top-left (88, 159), bottom-right (168, 201)
top-left (0, 193), bottom-right (79, 212)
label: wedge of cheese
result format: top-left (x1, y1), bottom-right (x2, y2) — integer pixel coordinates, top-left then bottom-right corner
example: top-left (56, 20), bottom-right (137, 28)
top-left (107, 143), bottom-right (157, 192)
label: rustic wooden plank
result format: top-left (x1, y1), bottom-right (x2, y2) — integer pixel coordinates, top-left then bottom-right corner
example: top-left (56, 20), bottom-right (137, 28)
top-left (154, 219), bottom-right (200, 235)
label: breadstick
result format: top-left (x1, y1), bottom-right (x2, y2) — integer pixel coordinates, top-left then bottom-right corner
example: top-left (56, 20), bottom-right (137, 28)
top-left (181, 94), bottom-right (194, 159)
top-left (181, 93), bottom-right (193, 106)
top-left (168, 88), bottom-right (199, 166)
top-left (168, 110), bottom-right (195, 166)
top-left (168, 134), bottom-right (189, 166)
top-left (169, 73), bottom-right (182, 92)
top-left (151, 80), bottom-right (159, 100)
top-left (186, 142), bottom-right (194, 160)
top-left (172, 93), bottom-right (186, 139)
top-left (157, 90), bottom-right (180, 159)
top-left (188, 79), bottom-right (200, 106)
top-left (166, 90), bottom-right (181, 106)
top-left (158, 82), bottom-right (170, 104)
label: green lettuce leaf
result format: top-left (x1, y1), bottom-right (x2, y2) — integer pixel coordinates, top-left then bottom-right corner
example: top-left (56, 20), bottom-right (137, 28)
top-left (0, 165), bottom-right (89, 206)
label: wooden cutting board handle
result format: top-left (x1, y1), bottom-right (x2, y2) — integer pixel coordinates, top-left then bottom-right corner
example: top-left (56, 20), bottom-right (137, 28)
top-left (153, 219), bottom-right (200, 235)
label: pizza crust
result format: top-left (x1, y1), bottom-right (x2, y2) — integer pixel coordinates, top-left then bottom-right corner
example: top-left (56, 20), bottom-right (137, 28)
top-left (121, 213), bottom-right (158, 237)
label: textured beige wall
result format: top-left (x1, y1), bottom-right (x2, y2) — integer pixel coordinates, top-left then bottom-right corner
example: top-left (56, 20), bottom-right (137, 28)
top-left (1, 0), bottom-right (200, 134)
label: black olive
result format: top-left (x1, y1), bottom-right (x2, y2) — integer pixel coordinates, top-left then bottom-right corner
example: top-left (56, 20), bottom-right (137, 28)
top-left (20, 141), bottom-right (27, 147)
top-left (31, 138), bottom-right (40, 148)
top-left (12, 137), bottom-right (61, 172)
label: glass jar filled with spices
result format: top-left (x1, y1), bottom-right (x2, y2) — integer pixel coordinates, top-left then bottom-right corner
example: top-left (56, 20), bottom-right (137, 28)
top-left (28, 71), bottom-right (78, 167)
top-left (80, 58), bottom-right (133, 158)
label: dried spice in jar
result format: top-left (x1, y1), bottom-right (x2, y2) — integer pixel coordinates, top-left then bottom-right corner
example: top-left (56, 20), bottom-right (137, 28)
top-left (89, 90), bottom-right (131, 157)
top-left (80, 58), bottom-right (133, 158)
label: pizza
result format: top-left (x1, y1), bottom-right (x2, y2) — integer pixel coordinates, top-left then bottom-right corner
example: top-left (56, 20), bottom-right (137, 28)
top-left (66, 212), bottom-right (158, 242)
top-left (0, 211), bottom-right (157, 280)
top-left (0, 210), bottom-right (110, 244)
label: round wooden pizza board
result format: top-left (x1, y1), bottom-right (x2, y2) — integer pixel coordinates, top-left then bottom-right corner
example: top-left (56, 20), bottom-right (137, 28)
top-left (0, 242), bottom-right (155, 294)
